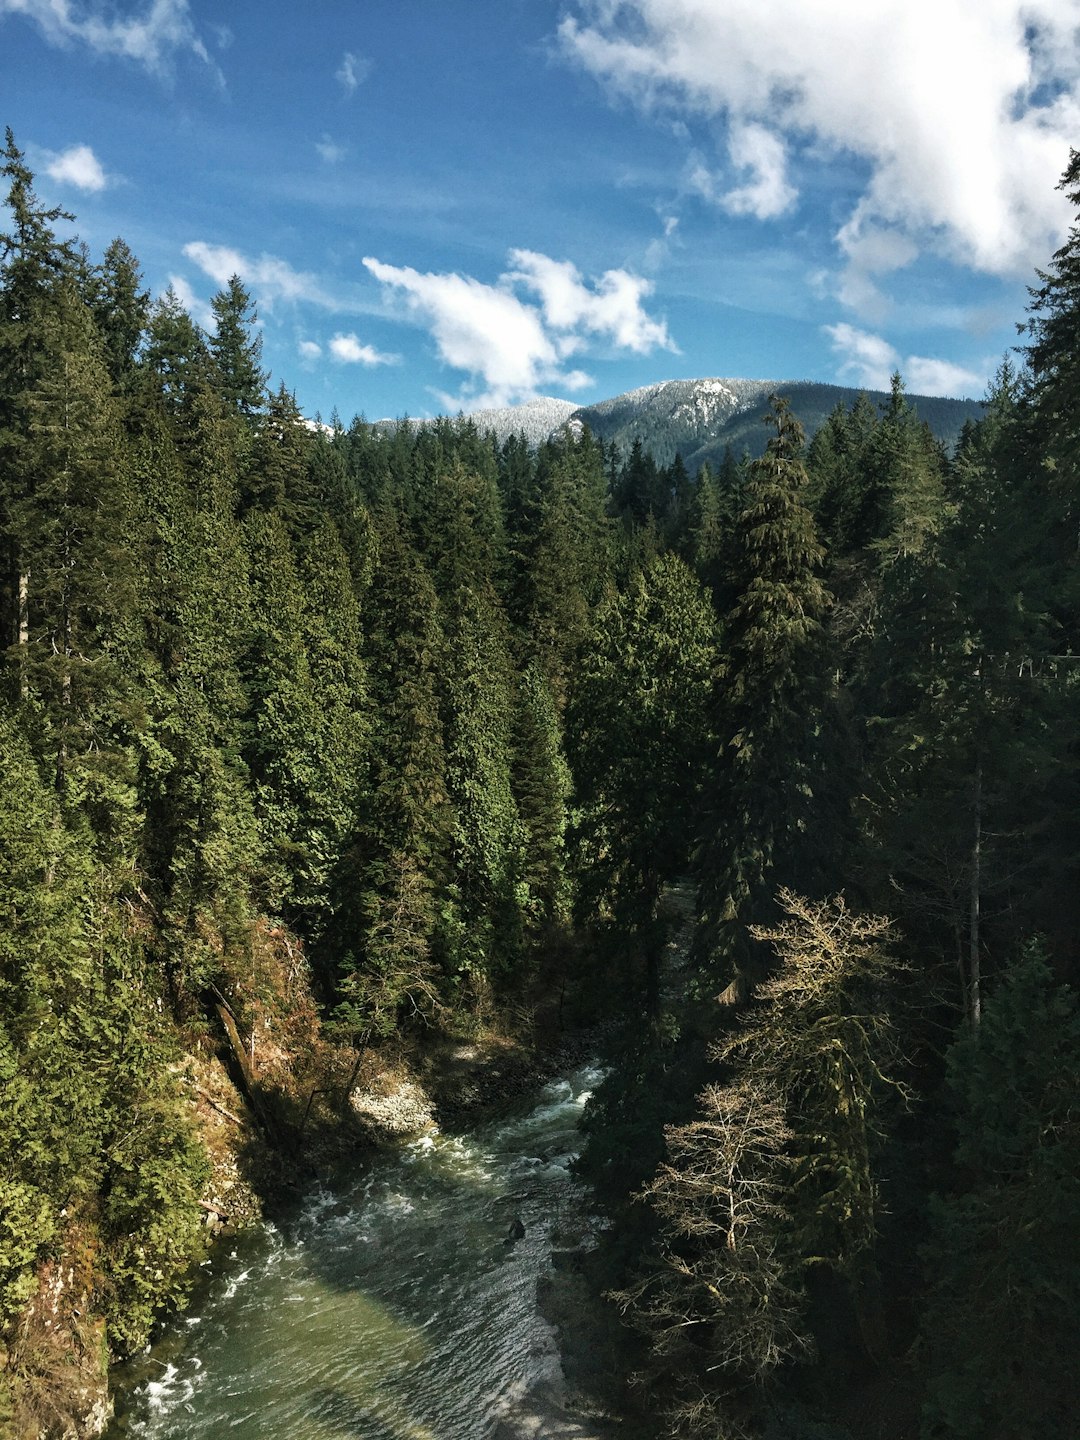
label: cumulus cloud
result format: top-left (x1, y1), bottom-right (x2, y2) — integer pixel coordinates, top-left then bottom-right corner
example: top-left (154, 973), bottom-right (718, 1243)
top-left (298, 339), bottom-right (322, 362)
top-left (558, 0), bottom-right (1080, 300)
top-left (0, 0), bottom-right (211, 72)
top-left (328, 332), bottom-right (396, 365)
top-left (825, 322), bottom-right (984, 397)
top-left (904, 355), bottom-right (986, 398)
top-left (336, 50), bottom-right (370, 95)
top-left (506, 249), bottom-right (674, 353)
top-left (43, 143), bottom-right (108, 191)
top-left (722, 122), bottom-right (796, 220)
top-left (364, 257), bottom-right (561, 404)
top-left (363, 250), bottom-right (674, 406)
top-left (182, 241), bottom-right (337, 310)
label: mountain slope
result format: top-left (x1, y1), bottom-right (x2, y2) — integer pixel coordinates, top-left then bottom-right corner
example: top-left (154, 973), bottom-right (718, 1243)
top-left (447, 378), bottom-right (985, 464)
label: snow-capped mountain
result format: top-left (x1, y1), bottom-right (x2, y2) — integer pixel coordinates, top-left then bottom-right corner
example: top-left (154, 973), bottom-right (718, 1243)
top-left (448, 377), bottom-right (985, 465)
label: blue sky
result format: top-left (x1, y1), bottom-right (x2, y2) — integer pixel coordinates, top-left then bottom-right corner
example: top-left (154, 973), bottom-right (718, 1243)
top-left (3, 0), bottom-right (1079, 421)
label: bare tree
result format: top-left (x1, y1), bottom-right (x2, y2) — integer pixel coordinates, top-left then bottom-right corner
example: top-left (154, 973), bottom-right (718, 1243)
top-left (613, 1080), bottom-right (810, 1436)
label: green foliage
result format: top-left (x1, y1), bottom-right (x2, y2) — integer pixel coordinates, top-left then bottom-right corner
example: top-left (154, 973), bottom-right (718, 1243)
top-left (920, 946), bottom-right (1080, 1440)
top-left (4, 133), bottom-right (1080, 1438)
top-left (511, 659), bottom-right (572, 923)
top-left (0, 702), bottom-right (208, 1352)
top-left (85, 237), bottom-right (149, 396)
top-left (569, 551), bottom-right (716, 1008)
top-left (209, 273), bottom-right (267, 421)
top-left (1023, 148), bottom-right (1080, 553)
top-left (696, 398), bottom-right (833, 981)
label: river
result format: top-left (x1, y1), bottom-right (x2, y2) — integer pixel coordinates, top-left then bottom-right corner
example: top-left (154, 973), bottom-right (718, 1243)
top-left (104, 1063), bottom-right (607, 1440)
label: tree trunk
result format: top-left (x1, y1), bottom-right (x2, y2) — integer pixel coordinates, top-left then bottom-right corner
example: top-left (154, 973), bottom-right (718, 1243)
top-left (17, 566), bottom-right (28, 698)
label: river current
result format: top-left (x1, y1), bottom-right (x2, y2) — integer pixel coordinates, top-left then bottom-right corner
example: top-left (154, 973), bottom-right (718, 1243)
top-left (104, 1064), bottom-right (604, 1440)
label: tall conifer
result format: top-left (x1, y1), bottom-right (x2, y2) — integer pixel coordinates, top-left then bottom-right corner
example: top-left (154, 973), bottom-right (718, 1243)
top-left (696, 397), bottom-right (832, 985)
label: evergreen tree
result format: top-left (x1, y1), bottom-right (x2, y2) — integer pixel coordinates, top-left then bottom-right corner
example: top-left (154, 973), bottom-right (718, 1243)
top-left (921, 947), bottom-right (1080, 1439)
top-left (209, 273), bottom-right (267, 421)
top-left (86, 237), bottom-right (149, 397)
top-left (1023, 147), bottom-right (1080, 589)
top-left (695, 397), bottom-right (832, 985)
top-left (511, 659), bottom-right (572, 925)
top-left (239, 508), bottom-right (323, 914)
top-left (330, 507), bottom-right (453, 1022)
top-left (131, 389), bottom-right (258, 994)
top-left (246, 383), bottom-right (315, 524)
top-left (0, 131), bottom-right (76, 663)
top-left (0, 700), bottom-right (209, 1363)
top-left (518, 431), bottom-right (612, 707)
top-left (858, 366), bottom-right (1059, 1023)
top-left (569, 551), bottom-right (716, 1012)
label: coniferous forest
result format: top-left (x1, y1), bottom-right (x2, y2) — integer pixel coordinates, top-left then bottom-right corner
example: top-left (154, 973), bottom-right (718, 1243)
top-left (2, 127), bottom-right (1080, 1439)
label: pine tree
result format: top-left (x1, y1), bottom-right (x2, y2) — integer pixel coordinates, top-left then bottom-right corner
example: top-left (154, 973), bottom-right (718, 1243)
top-left (246, 383), bottom-right (314, 524)
top-left (921, 946), bottom-right (1080, 1439)
top-left (0, 130), bottom-right (76, 665)
top-left (511, 659), bottom-right (572, 925)
top-left (209, 273), bottom-right (266, 421)
top-left (695, 397), bottom-right (832, 985)
top-left (239, 508), bottom-right (323, 914)
top-left (569, 551), bottom-right (716, 1012)
top-left (131, 383), bottom-right (258, 994)
top-left (329, 506), bottom-right (452, 1024)
top-left (1023, 148), bottom-right (1080, 566)
top-left (86, 237), bottom-right (149, 397)
top-left (518, 432), bottom-right (612, 707)
top-left (292, 517), bottom-right (369, 944)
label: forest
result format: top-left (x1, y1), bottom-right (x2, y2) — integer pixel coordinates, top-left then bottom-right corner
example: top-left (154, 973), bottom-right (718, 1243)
top-left (1, 123), bottom-right (1079, 1440)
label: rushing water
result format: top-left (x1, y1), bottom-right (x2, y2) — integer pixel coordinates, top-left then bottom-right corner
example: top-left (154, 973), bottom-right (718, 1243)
top-left (105, 1064), bottom-right (603, 1440)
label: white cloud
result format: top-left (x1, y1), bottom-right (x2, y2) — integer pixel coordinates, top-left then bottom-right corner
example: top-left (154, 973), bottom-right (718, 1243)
top-left (825, 322), bottom-right (899, 391)
top-left (722, 122), bottom-right (796, 220)
top-left (363, 249), bottom-right (674, 407)
top-left (336, 50), bottom-right (370, 95)
top-left (328, 332), bottom-right (396, 365)
top-left (644, 212), bottom-right (680, 269)
top-left (559, 1), bottom-right (1080, 295)
top-left (364, 257), bottom-right (561, 404)
top-left (506, 249), bottom-right (675, 353)
top-left (43, 143), bottom-right (108, 192)
top-left (0, 0), bottom-right (210, 72)
top-left (167, 273), bottom-right (213, 329)
top-left (182, 241), bottom-right (337, 309)
top-left (298, 339), bottom-right (322, 362)
top-left (315, 134), bottom-right (346, 164)
top-left (825, 322), bottom-right (984, 397)
top-left (904, 355), bottom-right (985, 398)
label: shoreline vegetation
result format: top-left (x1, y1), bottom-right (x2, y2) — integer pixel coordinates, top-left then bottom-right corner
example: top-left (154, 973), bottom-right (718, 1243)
top-left (3, 130), bottom-right (1080, 1439)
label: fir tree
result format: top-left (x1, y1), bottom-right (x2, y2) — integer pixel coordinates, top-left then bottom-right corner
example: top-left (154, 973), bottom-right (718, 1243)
top-left (921, 946), bottom-right (1080, 1439)
top-left (86, 237), bottom-right (149, 397)
top-left (695, 396), bottom-right (832, 985)
top-left (569, 551), bottom-right (716, 1012)
top-left (209, 273), bottom-right (267, 421)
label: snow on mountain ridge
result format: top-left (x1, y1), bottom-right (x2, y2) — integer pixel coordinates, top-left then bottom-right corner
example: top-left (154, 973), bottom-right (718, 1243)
top-left (365, 377), bottom-right (983, 463)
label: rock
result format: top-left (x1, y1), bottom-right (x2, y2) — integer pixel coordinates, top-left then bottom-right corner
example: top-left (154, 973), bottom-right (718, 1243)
top-left (349, 1076), bottom-right (435, 1137)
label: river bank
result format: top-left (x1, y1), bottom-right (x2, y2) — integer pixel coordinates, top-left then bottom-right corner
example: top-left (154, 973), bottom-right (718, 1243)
top-left (103, 1058), bottom-right (626, 1440)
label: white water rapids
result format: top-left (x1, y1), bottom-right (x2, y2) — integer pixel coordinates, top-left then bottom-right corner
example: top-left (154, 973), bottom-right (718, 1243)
top-left (105, 1064), bottom-right (606, 1440)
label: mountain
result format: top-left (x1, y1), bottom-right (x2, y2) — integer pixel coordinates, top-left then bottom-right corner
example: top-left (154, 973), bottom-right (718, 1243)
top-left (455, 395), bottom-right (579, 446)
top-left (449, 378), bottom-right (986, 465)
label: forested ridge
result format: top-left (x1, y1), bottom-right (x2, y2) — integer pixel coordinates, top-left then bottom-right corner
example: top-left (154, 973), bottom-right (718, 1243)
top-left (1, 127), bottom-right (1079, 1440)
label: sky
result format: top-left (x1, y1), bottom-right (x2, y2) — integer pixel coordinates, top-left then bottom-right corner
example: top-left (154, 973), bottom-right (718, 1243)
top-left (2, 0), bottom-right (1080, 422)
